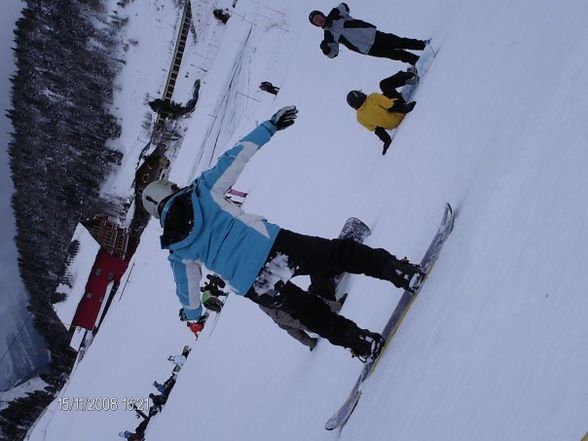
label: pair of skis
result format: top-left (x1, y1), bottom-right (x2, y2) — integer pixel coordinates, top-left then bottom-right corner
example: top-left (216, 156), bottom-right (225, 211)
top-left (325, 203), bottom-right (455, 431)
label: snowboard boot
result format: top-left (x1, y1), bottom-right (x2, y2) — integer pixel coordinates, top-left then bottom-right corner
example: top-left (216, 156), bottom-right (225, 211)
top-left (406, 66), bottom-right (419, 85)
top-left (398, 258), bottom-right (425, 294)
top-left (346, 329), bottom-right (385, 363)
top-left (403, 101), bottom-right (417, 114)
top-left (382, 257), bottom-right (424, 292)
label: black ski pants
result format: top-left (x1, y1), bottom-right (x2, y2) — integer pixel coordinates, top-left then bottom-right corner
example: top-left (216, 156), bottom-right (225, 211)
top-left (245, 229), bottom-right (410, 353)
top-left (271, 229), bottom-right (401, 282)
top-left (379, 71), bottom-right (415, 101)
top-left (368, 31), bottom-right (426, 65)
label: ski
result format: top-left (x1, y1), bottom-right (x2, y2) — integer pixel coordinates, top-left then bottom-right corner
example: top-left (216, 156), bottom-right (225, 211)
top-left (325, 203), bottom-right (455, 431)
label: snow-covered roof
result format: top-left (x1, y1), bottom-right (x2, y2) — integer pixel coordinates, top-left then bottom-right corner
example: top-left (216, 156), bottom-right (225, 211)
top-left (52, 224), bottom-right (100, 327)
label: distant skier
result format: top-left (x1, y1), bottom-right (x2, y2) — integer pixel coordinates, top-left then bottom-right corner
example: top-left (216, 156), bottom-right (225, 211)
top-left (119, 430), bottom-right (144, 441)
top-left (183, 79), bottom-right (201, 113)
top-left (259, 81), bottom-right (280, 96)
top-left (153, 376), bottom-right (176, 395)
top-left (119, 414), bottom-right (149, 439)
top-left (308, 3), bottom-right (428, 66)
top-left (226, 188), bottom-right (248, 198)
top-left (152, 381), bottom-right (166, 394)
top-left (167, 353), bottom-right (187, 371)
top-left (148, 99), bottom-right (189, 119)
top-left (141, 106), bottom-right (423, 361)
top-left (213, 8), bottom-right (231, 24)
top-left (119, 432), bottom-right (143, 441)
top-left (346, 70), bottom-right (417, 155)
top-left (225, 187), bottom-right (248, 207)
top-left (148, 392), bottom-right (167, 414)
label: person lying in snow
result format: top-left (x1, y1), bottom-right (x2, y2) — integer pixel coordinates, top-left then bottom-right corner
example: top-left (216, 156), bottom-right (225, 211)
top-left (346, 70), bottom-right (418, 155)
top-left (141, 106), bottom-right (423, 361)
top-left (308, 3), bottom-right (428, 66)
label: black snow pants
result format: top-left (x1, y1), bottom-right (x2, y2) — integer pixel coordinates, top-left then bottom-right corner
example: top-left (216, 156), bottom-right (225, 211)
top-left (379, 71), bottom-right (415, 101)
top-left (368, 31), bottom-right (426, 65)
top-left (245, 229), bottom-right (412, 353)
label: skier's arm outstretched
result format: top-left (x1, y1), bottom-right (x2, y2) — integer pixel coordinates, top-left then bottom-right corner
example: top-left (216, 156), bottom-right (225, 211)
top-left (199, 106), bottom-right (298, 195)
top-left (168, 254), bottom-right (204, 320)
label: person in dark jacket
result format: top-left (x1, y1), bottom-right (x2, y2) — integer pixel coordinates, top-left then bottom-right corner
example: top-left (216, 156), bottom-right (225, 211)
top-left (148, 99), bottom-right (189, 119)
top-left (213, 8), bottom-right (231, 24)
top-left (346, 69), bottom-right (418, 155)
top-left (148, 393), bottom-right (167, 415)
top-left (141, 106), bottom-right (424, 362)
top-left (152, 381), bottom-right (166, 394)
top-left (119, 430), bottom-right (144, 441)
top-left (259, 81), bottom-right (280, 96)
top-left (153, 375), bottom-right (176, 395)
top-left (309, 3), bottom-right (428, 66)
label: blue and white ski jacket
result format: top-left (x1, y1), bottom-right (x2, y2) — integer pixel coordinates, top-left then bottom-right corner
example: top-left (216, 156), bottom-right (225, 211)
top-left (160, 121), bottom-right (281, 321)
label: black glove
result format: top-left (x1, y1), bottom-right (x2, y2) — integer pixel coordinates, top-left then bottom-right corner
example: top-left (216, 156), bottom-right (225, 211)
top-left (387, 100), bottom-right (404, 113)
top-left (382, 140), bottom-right (391, 155)
top-left (206, 274), bottom-right (226, 288)
top-left (270, 105), bottom-right (298, 130)
top-left (388, 100), bottom-right (416, 114)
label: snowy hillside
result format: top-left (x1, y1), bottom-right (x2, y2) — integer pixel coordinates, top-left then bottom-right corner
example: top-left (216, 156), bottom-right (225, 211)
top-left (28, 0), bottom-right (588, 440)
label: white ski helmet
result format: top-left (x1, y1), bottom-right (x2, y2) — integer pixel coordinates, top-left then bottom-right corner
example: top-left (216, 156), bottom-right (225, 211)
top-left (141, 180), bottom-right (179, 218)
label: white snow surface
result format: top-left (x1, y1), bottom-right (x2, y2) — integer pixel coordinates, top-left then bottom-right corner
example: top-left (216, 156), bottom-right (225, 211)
top-left (28, 0), bottom-right (588, 440)
top-left (52, 224), bottom-right (100, 328)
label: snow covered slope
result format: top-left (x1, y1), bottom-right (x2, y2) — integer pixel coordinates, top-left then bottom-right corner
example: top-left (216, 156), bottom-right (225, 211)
top-left (29, 0), bottom-right (588, 440)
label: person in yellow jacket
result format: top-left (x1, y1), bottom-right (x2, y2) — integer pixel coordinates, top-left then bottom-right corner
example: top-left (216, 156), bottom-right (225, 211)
top-left (346, 70), bottom-right (417, 155)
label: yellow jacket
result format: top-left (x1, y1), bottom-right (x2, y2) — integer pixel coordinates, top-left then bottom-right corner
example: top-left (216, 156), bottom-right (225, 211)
top-left (356, 93), bottom-right (404, 131)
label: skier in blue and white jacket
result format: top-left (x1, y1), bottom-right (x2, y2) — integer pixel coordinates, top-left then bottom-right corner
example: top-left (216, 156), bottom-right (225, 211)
top-left (141, 106), bottom-right (423, 361)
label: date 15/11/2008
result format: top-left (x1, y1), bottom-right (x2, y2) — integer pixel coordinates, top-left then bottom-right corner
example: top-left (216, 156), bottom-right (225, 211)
top-left (57, 396), bottom-right (151, 412)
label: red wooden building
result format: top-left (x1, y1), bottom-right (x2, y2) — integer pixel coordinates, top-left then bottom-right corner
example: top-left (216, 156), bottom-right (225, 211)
top-left (71, 248), bottom-right (129, 330)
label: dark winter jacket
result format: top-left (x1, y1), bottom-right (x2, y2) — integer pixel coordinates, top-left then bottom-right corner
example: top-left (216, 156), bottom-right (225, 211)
top-left (213, 9), bottom-right (230, 24)
top-left (148, 99), bottom-right (186, 117)
top-left (319, 3), bottom-right (377, 58)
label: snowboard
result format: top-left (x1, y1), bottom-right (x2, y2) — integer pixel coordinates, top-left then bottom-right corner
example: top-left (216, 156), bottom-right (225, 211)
top-left (325, 203), bottom-right (455, 431)
top-left (332, 217), bottom-right (371, 289)
top-left (327, 217), bottom-right (371, 311)
top-left (400, 43), bottom-right (437, 102)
